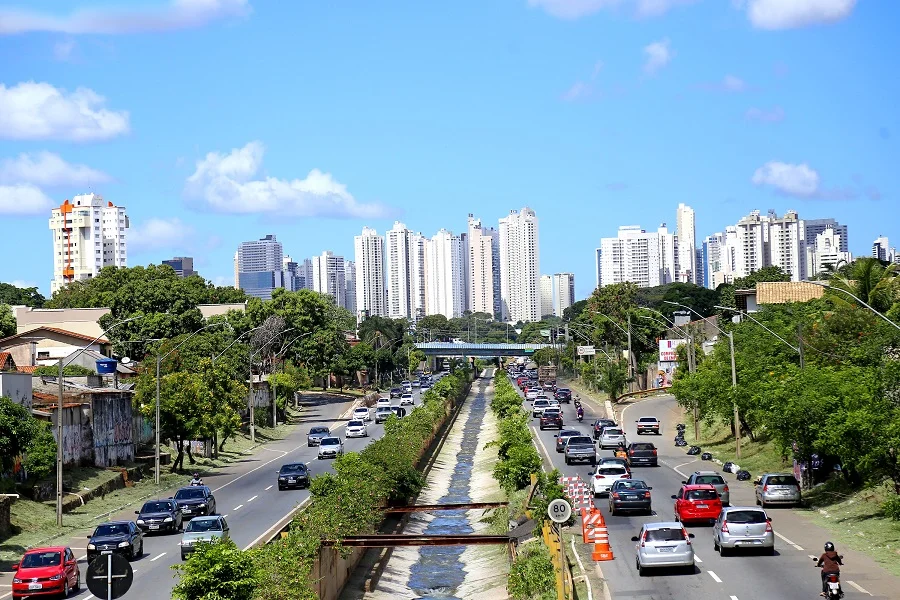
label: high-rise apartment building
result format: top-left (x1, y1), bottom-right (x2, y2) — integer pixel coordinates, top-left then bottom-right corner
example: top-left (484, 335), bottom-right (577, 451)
top-left (702, 232), bottom-right (727, 289)
top-left (594, 248), bottom-right (602, 290)
top-left (807, 228), bottom-right (852, 278)
top-left (162, 256), bottom-right (195, 278)
top-left (344, 260), bottom-right (357, 315)
top-left (767, 210), bottom-right (806, 281)
top-left (873, 236), bottom-right (896, 263)
top-left (236, 234), bottom-right (284, 300)
top-left (805, 219), bottom-right (849, 254)
top-left (354, 227), bottom-right (386, 318)
top-left (676, 203), bottom-right (697, 284)
top-left (312, 251), bottom-right (347, 308)
top-left (599, 224), bottom-right (677, 288)
top-left (385, 222), bottom-right (413, 319)
top-left (425, 229), bottom-right (465, 319)
top-left (733, 211), bottom-right (768, 277)
top-left (552, 273), bottom-right (575, 317)
top-left (540, 275), bottom-right (553, 318)
top-left (694, 248), bottom-right (704, 290)
top-left (499, 208), bottom-right (540, 323)
top-left (49, 193), bottom-right (128, 293)
top-left (466, 215), bottom-right (501, 317)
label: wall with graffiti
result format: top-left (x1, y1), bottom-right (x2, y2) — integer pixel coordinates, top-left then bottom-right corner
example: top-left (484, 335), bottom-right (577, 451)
top-left (91, 394), bottom-right (134, 466)
top-left (52, 404), bottom-right (93, 466)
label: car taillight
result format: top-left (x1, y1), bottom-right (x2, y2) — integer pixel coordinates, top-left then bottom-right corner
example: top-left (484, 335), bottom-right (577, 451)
top-left (765, 519), bottom-right (772, 532)
top-left (763, 485), bottom-right (768, 492)
top-left (629, 449), bottom-right (634, 455)
top-left (595, 475), bottom-right (605, 479)
top-left (644, 491), bottom-right (651, 498)
top-left (721, 520), bottom-right (729, 533)
top-left (652, 449), bottom-right (658, 456)
top-left (827, 574), bottom-right (839, 583)
top-left (723, 485), bottom-right (729, 492)
top-left (612, 493), bottom-right (619, 499)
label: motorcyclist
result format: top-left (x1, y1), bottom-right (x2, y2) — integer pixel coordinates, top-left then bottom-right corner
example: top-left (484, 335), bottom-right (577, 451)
top-left (615, 442), bottom-right (628, 460)
top-left (190, 472), bottom-right (203, 486)
top-left (816, 541), bottom-right (843, 597)
top-left (576, 406), bottom-right (584, 421)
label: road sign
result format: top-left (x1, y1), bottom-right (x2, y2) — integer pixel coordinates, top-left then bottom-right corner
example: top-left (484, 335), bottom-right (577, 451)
top-left (87, 553), bottom-right (133, 600)
top-left (576, 345), bottom-right (596, 356)
top-left (540, 329), bottom-right (551, 337)
top-left (547, 498), bottom-right (572, 523)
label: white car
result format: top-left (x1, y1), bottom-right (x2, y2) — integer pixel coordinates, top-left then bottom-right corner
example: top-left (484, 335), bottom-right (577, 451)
top-left (352, 407), bottom-right (371, 422)
top-left (532, 399), bottom-right (552, 417)
top-left (591, 464), bottom-right (630, 497)
top-left (317, 437), bottom-right (344, 459)
top-left (345, 419), bottom-right (368, 438)
top-left (525, 390), bottom-right (541, 401)
top-left (400, 393), bottom-right (414, 406)
top-left (376, 398), bottom-right (391, 409)
top-left (374, 406), bottom-right (393, 423)
top-left (411, 380), bottom-right (421, 388)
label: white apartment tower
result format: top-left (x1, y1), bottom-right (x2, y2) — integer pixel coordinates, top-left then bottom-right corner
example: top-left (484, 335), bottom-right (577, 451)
top-left (312, 251), bottom-right (347, 307)
top-left (873, 236), bottom-right (895, 263)
top-left (499, 208), bottom-right (540, 323)
top-left (354, 227), bottom-right (386, 318)
top-left (540, 275), bottom-right (553, 318)
top-left (344, 260), bottom-right (357, 315)
top-left (49, 193), bottom-right (128, 293)
top-left (236, 234), bottom-right (284, 300)
top-left (807, 228), bottom-right (852, 278)
top-left (599, 225), bottom-right (677, 288)
top-left (553, 273), bottom-right (575, 317)
top-left (466, 215), bottom-right (500, 317)
top-left (767, 210), bottom-right (806, 281)
top-left (733, 211), bottom-right (768, 277)
top-left (425, 229), bottom-right (465, 319)
top-left (675, 203), bottom-right (697, 284)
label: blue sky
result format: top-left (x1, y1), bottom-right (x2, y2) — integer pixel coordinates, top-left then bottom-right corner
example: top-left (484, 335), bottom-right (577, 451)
top-left (0, 0), bottom-right (896, 299)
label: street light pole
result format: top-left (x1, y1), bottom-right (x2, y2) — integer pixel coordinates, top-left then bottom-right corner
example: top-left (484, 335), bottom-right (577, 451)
top-left (808, 281), bottom-right (900, 332)
top-left (248, 327), bottom-right (296, 444)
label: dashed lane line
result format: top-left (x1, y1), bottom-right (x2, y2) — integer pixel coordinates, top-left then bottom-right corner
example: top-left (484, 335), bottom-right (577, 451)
top-left (247, 495), bottom-right (258, 503)
top-left (233, 504), bottom-right (244, 511)
top-left (847, 581), bottom-right (872, 596)
top-left (693, 554), bottom-right (703, 563)
top-left (149, 552), bottom-right (166, 562)
top-left (708, 570), bottom-right (723, 583)
top-left (730, 596), bottom-right (739, 600)
top-left (265, 485), bottom-right (273, 491)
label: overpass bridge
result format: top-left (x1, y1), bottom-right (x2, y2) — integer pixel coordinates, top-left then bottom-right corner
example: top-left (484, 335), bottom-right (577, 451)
top-left (414, 342), bottom-right (554, 357)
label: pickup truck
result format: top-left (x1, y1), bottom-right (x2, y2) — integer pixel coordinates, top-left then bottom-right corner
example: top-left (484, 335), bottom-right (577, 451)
top-left (635, 416), bottom-right (661, 435)
top-left (564, 435), bottom-right (596, 465)
top-left (626, 442), bottom-right (658, 467)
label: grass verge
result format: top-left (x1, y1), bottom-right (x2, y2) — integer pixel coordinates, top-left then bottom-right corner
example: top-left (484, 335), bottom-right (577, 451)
top-left (684, 420), bottom-right (788, 476)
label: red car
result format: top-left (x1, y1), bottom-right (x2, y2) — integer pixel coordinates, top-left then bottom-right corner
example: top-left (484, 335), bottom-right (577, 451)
top-left (672, 484), bottom-right (722, 524)
top-left (11, 546), bottom-right (81, 599)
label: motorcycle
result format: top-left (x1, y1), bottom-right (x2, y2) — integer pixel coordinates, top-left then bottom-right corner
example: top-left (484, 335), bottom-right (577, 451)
top-left (814, 557), bottom-right (843, 599)
top-left (576, 408), bottom-right (584, 422)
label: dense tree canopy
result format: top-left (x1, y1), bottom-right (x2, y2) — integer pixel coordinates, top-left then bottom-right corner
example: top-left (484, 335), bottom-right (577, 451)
top-left (0, 304), bottom-right (15, 338)
top-left (0, 282), bottom-right (46, 307)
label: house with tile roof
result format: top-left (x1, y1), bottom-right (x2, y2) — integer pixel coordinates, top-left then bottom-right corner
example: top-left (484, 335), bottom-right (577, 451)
top-left (0, 327), bottom-right (110, 370)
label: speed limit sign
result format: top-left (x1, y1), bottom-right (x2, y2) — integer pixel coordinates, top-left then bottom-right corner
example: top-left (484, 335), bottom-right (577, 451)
top-left (547, 498), bottom-right (572, 523)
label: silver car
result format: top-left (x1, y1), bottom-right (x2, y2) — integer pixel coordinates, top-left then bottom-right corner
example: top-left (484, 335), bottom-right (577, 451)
top-left (755, 473), bottom-right (802, 507)
top-left (631, 522), bottom-right (695, 576)
top-left (713, 507), bottom-right (774, 555)
top-left (317, 436), bottom-right (344, 459)
top-left (563, 435), bottom-right (596, 466)
top-left (180, 515), bottom-right (229, 560)
top-left (684, 471), bottom-right (730, 506)
top-left (599, 427), bottom-right (627, 449)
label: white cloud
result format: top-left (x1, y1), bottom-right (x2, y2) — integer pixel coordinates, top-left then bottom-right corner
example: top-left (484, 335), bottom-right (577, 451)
top-left (746, 106), bottom-right (785, 122)
top-left (0, 152), bottom-right (111, 187)
top-left (53, 39), bottom-right (77, 61)
top-left (0, 0), bottom-right (250, 35)
top-left (0, 82), bottom-right (130, 141)
top-left (699, 74), bottom-right (748, 92)
top-left (635, 0), bottom-right (698, 17)
top-left (752, 161), bottom-right (820, 197)
top-left (10, 279), bottom-right (38, 289)
top-left (526, 0), bottom-right (696, 19)
top-left (561, 81), bottom-right (595, 101)
top-left (643, 38), bottom-right (672, 75)
top-left (129, 217), bottom-right (195, 254)
top-left (0, 184), bottom-right (54, 215)
top-left (184, 141), bottom-right (392, 219)
top-left (742, 0), bottom-right (857, 30)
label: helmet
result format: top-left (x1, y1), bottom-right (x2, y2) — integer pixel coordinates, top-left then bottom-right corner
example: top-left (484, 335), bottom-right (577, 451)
top-left (824, 542), bottom-right (835, 552)
top-left (193, 472), bottom-right (200, 479)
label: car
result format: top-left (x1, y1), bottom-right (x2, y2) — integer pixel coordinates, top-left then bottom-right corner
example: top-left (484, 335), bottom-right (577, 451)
top-left (673, 484), bottom-right (723, 524)
top-left (11, 547), bottom-right (80, 599)
top-left (713, 506), bottom-right (775, 555)
top-left (345, 419), bottom-right (369, 438)
top-left (352, 406), bottom-right (372, 422)
top-left (421, 382), bottom-right (432, 391)
top-left (375, 406), bottom-right (394, 423)
top-left (389, 388), bottom-right (403, 398)
top-left (180, 515), bottom-right (230, 560)
top-left (534, 394), bottom-right (551, 403)
top-left (86, 520), bottom-right (144, 562)
top-left (599, 427), bottom-right (627, 449)
top-left (307, 426), bottom-right (330, 447)
top-left (376, 397), bottom-right (392, 408)
top-left (172, 486), bottom-right (216, 518)
top-left (609, 479), bottom-right (653, 515)
top-left (635, 416), bottom-right (661, 435)
top-left (755, 473), bottom-right (802, 508)
top-left (531, 398), bottom-right (552, 417)
top-left (591, 464), bottom-right (630, 497)
top-left (390, 406), bottom-right (407, 418)
top-left (684, 471), bottom-right (731, 506)
top-left (525, 389), bottom-right (541, 401)
top-left (554, 388), bottom-right (572, 403)
top-left (411, 380), bottom-right (421, 388)
top-left (592, 418), bottom-right (617, 440)
top-left (545, 397), bottom-right (560, 409)
top-left (135, 499), bottom-right (182, 533)
top-left (399, 393), bottom-right (414, 406)
top-left (627, 442), bottom-right (659, 467)
top-left (318, 436), bottom-right (344, 459)
top-left (631, 522), bottom-right (695, 576)
top-left (554, 429), bottom-right (583, 453)
top-left (539, 408), bottom-right (563, 430)
top-left (598, 456), bottom-right (632, 478)
top-left (277, 462), bottom-right (311, 490)
top-left (564, 435), bottom-right (596, 466)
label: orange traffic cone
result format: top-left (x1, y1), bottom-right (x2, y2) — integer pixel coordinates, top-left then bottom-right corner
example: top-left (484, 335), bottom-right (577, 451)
top-left (586, 508), bottom-right (614, 561)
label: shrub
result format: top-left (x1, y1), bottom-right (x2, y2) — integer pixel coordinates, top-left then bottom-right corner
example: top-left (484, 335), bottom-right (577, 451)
top-left (32, 364), bottom-right (95, 377)
top-left (172, 538), bottom-right (259, 600)
top-left (23, 424), bottom-right (57, 480)
top-left (507, 541), bottom-right (556, 600)
top-left (883, 494), bottom-right (900, 521)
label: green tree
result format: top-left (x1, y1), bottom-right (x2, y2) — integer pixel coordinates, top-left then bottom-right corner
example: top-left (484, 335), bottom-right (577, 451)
top-left (172, 538), bottom-right (259, 600)
top-left (0, 304), bottom-right (16, 338)
top-left (0, 396), bottom-right (42, 472)
top-left (416, 314), bottom-right (450, 341)
top-left (827, 257), bottom-right (898, 314)
top-left (134, 369), bottom-right (206, 471)
top-left (0, 282), bottom-right (46, 307)
top-left (562, 298), bottom-right (587, 322)
top-left (23, 424), bottom-right (57, 480)
top-left (597, 358), bottom-right (630, 399)
top-left (32, 364), bottom-right (95, 377)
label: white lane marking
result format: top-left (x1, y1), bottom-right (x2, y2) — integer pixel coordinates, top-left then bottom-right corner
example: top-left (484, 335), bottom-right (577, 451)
top-left (847, 581), bottom-right (872, 596)
top-left (693, 554), bottom-right (703, 563)
top-left (69, 546), bottom-right (87, 550)
top-left (530, 425), bottom-right (554, 465)
top-left (265, 485), bottom-right (273, 491)
top-left (774, 531), bottom-right (804, 551)
top-left (809, 555), bottom-right (818, 560)
top-left (730, 596), bottom-right (739, 600)
top-left (247, 495), bottom-right (258, 502)
top-left (223, 514), bottom-right (229, 518)
top-left (244, 496), bottom-right (312, 550)
top-left (233, 504), bottom-right (244, 511)
top-left (674, 461), bottom-right (697, 478)
top-left (211, 448), bottom-right (290, 493)
top-left (708, 570), bottom-right (723, 583)
top-left (150, 552), bottom-right (166, 562)
top-left (570, 536), bottom-right (593, 600)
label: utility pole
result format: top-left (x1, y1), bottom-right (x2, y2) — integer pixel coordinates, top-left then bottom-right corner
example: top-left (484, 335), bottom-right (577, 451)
top-left (56, 359), bottom-right (63, 527)
top-left (728, 332), bottom-right (741, 459)
top-left (797, 322), bottom-right (805, 370)
top-left (626, 312), bottom-right (634, 393)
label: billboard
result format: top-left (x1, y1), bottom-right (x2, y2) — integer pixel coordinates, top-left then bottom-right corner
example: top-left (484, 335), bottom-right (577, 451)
top-left (658, 339), bottom-right (687, 362)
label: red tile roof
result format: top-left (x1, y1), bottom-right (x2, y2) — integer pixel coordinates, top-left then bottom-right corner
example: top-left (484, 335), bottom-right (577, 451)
top-left (16, 365), bottom-right (38, 373)
top-left (0, 351), bottom-right (14, 370)
top-left (0, 326), bottom-right (109, 346)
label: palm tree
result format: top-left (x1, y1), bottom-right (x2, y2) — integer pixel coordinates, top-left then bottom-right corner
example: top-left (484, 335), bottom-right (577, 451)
top-left (828, 257), bottom-right (899, 313)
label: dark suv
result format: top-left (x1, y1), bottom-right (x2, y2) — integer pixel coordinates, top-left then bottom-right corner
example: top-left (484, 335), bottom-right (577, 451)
top-left (554, 388), bottom-right (572, 403)
top-left (626, 442), bottom-right (658, 467)
top-left (135, 499), bottom-right (182, 534)
top-left (592, 418), bottom-right (617, 440)
top-left (172, 486), bottom-right (217, 519)
top-left (539, 408), bottom-right (563, 430)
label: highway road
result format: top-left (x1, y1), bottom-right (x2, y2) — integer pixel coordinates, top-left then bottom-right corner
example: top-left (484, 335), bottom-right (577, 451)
top-left (523, 382), bottom-right (896, 600)
top-left (1, 386), bottom-right (428, 600)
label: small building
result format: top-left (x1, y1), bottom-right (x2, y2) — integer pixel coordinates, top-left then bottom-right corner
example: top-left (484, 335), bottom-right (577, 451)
top-left (0, 327), bottom-right (110, 368)
top-left (0, 371), bottom-right (32, 410)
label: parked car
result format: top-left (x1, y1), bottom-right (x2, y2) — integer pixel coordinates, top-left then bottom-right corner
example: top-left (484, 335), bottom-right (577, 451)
top-left (180, 516), bottom-right (230, 560)
top-left (345, 419), bottom-right (369, 438)
top-left (554, 429), bottom-right (583, 453)
top-left (11, 547), bottom-right (80, 599)
top-left (554, 388), bottom-right (572, 403)
top-left (277, 462), bottom-right (311, 490)
top-left (375, 406), bottom-right (394, 423)
top-left (531, 398), bottom-right (552, 417)
top-left (627, 442), bottom-right (659, 467)
top-left (400, 393), bottom-right (414, 406)
top-left (599, 427), bottom-right (627, 450)
top-left (591, 464), bottom-right (630, 497)
top-left (673, 484), bottom-right (723, 524)
top-left (317, 437), bottom-right (344, 459)
top-left (684, 471), bottom-right (731, 506)
top-left (172, 486), bottom-right (216, 518)
top-left (755, 473), bottom-right (802, 508)
top-left (87, 520), bottom-right (144, 562)
top-left (352, 406), bottom-right (371, 422)
top-left (635, 416), bottom-right (661, 435)
top-left (713, 506), bottom-right (774, 556)
top-left (389, 388), bottom-right (403, 398)
top-left (609, 479), bottom-right (653, 515)
top-left (539, 408), bottom-right (563, 430)
top-left (631, 523), bottom-right (695, 576)
top-left (135, 499), bottom-right (182, 534)
top-left (564, 435), bottom-right (596, 465)
top-left (307, 426), bottom-right (330, 447)
top-left (592, 418), bottom-right (617, 440)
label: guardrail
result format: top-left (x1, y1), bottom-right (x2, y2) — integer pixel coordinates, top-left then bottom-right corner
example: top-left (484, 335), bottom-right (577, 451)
top-left (614, 386), bottom-right (670, 403)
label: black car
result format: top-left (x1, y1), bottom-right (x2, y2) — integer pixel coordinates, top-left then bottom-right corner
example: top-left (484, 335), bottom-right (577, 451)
top-left (135, 499), bottom-right (182, 533)
top-left (172, 486), bottom-right (217, 519)
top-left (627, 442), bottom-right (659, 467)
top-left (277, 463), bottom-right (310, 490)
top-left (87, 521), bottom-right (144, 562)
top-left (554, 388), bottom-right (572, 403)
top-left (608, 479), bottom-right (652, 515)
top-left (592, 418), bottom-right (617, 440)
top-left (389, 388), bottom-right (403, 398)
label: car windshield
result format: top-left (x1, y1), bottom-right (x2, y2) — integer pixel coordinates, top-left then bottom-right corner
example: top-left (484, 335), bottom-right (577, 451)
top-left (686, 489), bottom-right (719, 501)
top-left (645, 528), bottom-right (686, 542)
top-left (639, 417), bottom-right (657, 422)
top-left (20, 552), bottom-right (61, 568)
top-left (175, 488), bottom-right (205, 499)
top-left (597, 467), bottom-right (627, 476)
top-left (321, 438), bottom-right (340, 446)
top-left (280, 464), bottom-right (307, 474)
top-left (559, 430), bottom-right (580, 437)
top-left (604, 429), bottom-right (623, 436)
top-left (347, 420), bottom-right (364, 427)
top-left (767, 475), bottom-right (799, 486)
top-left (726, 510), bottom-right (767, 524)
top-left (601, 458), bottom-right (626, 465)
top-left (543, 409), bottom-right (560, 415)
top-left (309, 427), bottom-right (328, 434)
top-left (568, 437), bottom-right (593, 446)
top-left (377, 407), bottom-right (392, 413)
top-left (94, 523), bottom-right (129, 536)
top-left (694, 475), bottom-right (725, 485)
top-left (186, 519), bottom-right (222, 532)
top-left (614, 480), bottom-right (648, 490)
top-left (142, 501), bottom-right (172, 513)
